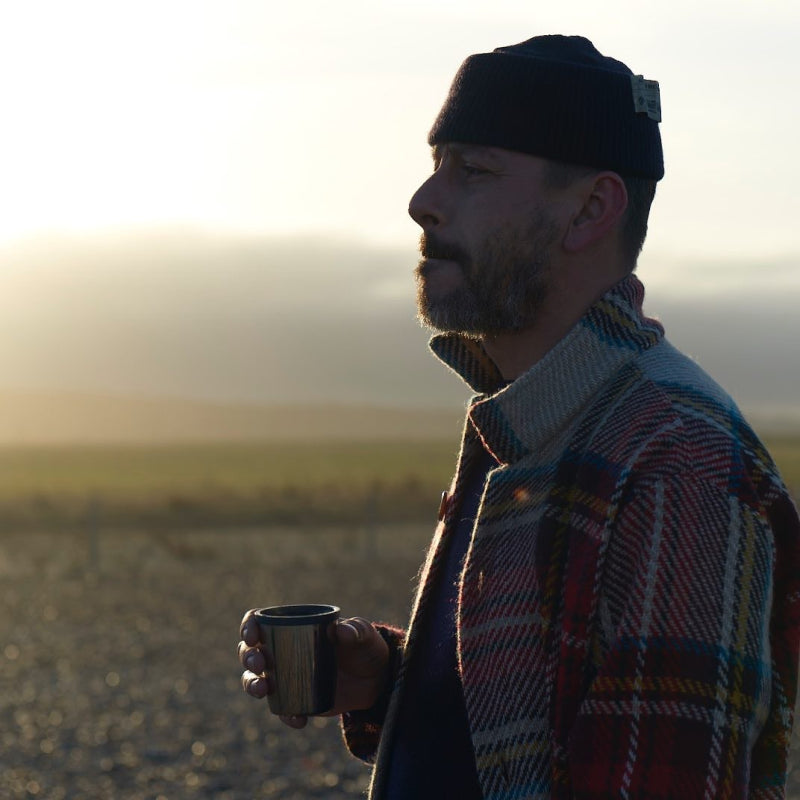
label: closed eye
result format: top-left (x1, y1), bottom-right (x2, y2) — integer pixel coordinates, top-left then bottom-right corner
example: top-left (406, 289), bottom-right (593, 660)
top-left (461, 163), bottom-right (487, 177)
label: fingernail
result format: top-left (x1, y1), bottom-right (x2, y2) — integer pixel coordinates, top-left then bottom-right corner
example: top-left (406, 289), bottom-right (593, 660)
top-left (339, 621), bottom-right (362, 642)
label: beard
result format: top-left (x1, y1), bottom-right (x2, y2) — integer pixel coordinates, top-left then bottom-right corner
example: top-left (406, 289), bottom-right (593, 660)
top-left (415, 210), bottom-right (559, 337)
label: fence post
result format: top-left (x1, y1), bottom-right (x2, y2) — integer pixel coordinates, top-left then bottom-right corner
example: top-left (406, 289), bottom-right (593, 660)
top-left (87, 495), bottom-right (100, 571)
top-left (363, 486), bottom-right (378, 559)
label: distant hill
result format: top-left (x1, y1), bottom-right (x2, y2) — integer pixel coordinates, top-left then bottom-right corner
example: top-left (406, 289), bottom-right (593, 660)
top-left (0, 390), bottom-right (465, 445)
top-left (2, 232), bottom-right (799, 425)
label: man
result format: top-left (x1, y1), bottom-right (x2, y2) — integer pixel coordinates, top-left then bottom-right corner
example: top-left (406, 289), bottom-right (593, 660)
top-left (239, 35), bottom-right (800, 797)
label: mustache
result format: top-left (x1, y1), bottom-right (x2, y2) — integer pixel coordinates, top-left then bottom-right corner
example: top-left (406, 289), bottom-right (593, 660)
top-left (418, 234), bottom-right (469, 264)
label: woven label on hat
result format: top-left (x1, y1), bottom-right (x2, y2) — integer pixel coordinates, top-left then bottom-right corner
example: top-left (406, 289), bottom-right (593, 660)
top-left (631, 75), bottom-right (661, 122)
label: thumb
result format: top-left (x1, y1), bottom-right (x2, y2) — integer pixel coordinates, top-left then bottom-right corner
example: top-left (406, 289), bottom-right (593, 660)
top-left (334, 616), bottom-right (376, 646)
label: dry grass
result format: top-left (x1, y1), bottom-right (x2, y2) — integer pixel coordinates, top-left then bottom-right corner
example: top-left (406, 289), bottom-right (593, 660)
top-left (0, 441), bottom-right (457, 531)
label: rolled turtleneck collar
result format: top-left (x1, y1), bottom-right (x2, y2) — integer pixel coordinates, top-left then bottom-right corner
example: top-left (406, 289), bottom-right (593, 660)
top-left (429, 274), bottom-right (665, 465)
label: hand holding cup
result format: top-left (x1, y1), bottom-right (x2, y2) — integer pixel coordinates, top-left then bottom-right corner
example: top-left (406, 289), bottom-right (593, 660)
top-left (239, 606), bottom-right (390, 729)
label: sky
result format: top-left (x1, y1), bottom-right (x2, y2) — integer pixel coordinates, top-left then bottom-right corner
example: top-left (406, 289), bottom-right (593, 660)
top-left (0, 0), bottom-right (798, 422)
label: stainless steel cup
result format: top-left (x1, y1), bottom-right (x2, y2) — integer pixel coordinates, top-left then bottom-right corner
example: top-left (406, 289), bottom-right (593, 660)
top-left (254, 604), bottom-right (340, 716)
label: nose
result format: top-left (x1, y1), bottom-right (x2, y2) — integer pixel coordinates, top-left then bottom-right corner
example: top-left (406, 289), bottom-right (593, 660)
top-left (408, 172), bottom-right (443, 231)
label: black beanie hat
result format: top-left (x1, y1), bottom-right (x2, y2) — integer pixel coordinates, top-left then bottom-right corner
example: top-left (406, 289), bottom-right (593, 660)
top-left (428, 35), bottom-right (664, 180)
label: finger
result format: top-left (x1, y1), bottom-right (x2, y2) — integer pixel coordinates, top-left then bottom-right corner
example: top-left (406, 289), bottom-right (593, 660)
top-left (335, 616), bottom-right (374, 645)
top-left (240, 610), bottom-right (263, 647)
top-left (241, 670), bottom-right (269, 698)
top-left (238, 644), bottom-right (267, 674)
top-left (280, 714), bottom-right (308, 729)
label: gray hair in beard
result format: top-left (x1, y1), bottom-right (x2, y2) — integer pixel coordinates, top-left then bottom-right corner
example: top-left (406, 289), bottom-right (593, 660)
top-left (415, 211), bottom-right (559, 337)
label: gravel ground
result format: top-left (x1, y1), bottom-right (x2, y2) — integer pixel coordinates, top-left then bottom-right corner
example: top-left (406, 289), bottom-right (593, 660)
top-left (0, 525), bottom-right (429, 799)
top-left (1, 524), bottom-right (799, 799)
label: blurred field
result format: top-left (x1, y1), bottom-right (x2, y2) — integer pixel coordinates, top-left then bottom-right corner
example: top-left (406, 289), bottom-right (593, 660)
top-left (0, 440), bottom-right (458, 531)
top-left (0, 439), bottom-right (458, 799)
top-left (0, 435), bottom-right (799, 798)
top-left (0, 524), bottom-right (434, 799)
top-left (765, 435), bottom-right (800, 497)
top-left (0, 435), bottom-right (796, 532)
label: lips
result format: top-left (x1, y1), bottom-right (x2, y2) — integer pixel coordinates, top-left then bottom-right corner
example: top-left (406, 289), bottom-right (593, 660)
top-left (419, 234), bottom-right (467, 263)
top-left (421, 256), bottom-right (456, 266)
top-left (416, 256), bottom-right (462, 279)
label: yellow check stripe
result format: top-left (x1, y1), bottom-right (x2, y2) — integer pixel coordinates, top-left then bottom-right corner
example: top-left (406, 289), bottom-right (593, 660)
top-left (590, 676), bottom-right (759, 713)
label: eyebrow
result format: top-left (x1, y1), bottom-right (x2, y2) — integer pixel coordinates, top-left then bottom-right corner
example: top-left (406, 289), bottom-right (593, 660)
top-left (431, 143), bottom-right (501, 166)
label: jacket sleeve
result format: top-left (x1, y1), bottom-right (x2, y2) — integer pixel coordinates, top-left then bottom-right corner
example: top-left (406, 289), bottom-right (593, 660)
top-left (340, 623), bottom-right (405, 764)
top-left (566, 468), bottom-right (800, 798)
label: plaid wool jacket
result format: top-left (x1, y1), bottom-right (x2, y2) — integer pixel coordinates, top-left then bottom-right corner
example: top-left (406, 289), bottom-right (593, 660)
top-left (343, 275), bottom-right (800, 798)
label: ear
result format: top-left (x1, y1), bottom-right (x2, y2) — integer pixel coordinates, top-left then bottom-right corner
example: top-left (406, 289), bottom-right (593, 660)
top-left (563, 172), bottom-right (628, 254)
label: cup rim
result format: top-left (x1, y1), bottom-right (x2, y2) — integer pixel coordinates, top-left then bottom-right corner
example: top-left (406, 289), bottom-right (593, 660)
top-left (255, 604), bottom-right (340, 625)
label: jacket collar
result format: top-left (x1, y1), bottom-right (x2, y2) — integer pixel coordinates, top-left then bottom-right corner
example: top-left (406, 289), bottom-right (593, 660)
top-left (429, 274), bottom-right (664, 465)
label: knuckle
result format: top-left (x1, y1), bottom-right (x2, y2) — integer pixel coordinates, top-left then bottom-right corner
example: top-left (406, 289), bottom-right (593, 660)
top-left (348, 617), bottom-right (374, 638)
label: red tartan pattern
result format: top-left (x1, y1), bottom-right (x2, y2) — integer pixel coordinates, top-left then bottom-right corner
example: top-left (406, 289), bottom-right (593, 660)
top-left (343, 275), bottom-right (800, 799)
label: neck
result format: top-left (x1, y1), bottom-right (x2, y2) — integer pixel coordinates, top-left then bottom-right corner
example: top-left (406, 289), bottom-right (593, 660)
top-left (481, 271), bottom-right (627, 380)
top-left (480, 314), bottom-right (574, 382)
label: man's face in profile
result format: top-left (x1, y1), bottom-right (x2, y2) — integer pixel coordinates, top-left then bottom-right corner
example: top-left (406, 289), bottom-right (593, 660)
top-left (409, 144), bottom-right (563, 337)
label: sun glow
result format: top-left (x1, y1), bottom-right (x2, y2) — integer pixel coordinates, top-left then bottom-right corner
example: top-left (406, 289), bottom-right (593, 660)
top-left (0, 0), bottom-right (798, 422)
top-left (1, 0), bottom-right (798, 255)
